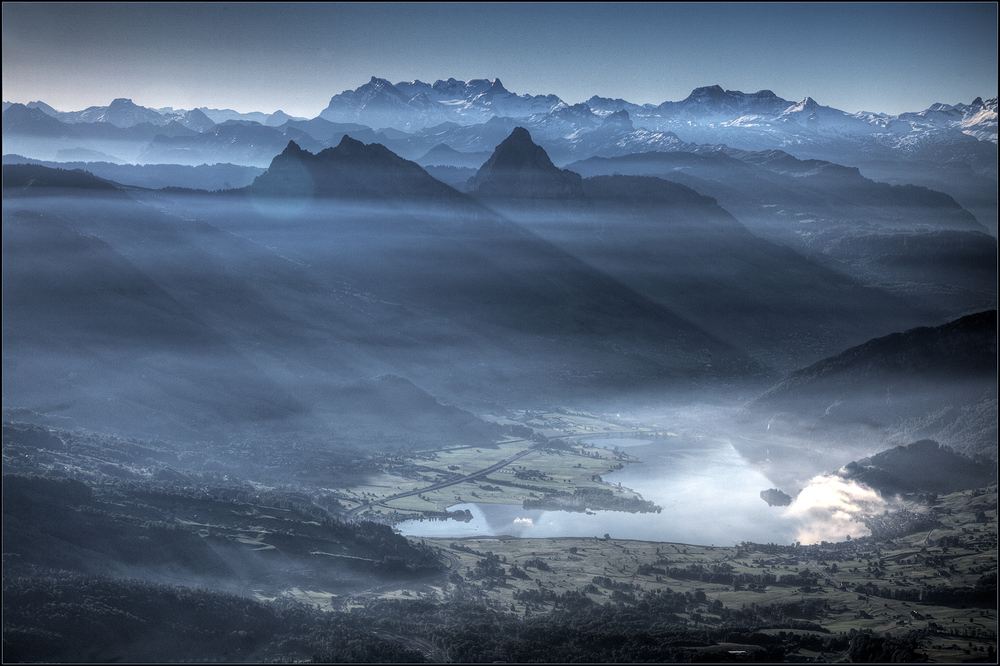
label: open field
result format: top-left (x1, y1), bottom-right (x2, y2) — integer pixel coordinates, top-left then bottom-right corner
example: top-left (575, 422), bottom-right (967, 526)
top-left (5, 414), bottom-right (995, 661)
top-left (399, 485), bottom-right (998, 662)
top-left (340, 410), bottom-right (657, 521)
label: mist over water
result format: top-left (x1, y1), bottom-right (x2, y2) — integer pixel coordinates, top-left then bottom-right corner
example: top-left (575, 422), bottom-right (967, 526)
top-left (399, 432), bottom-right (884, 545)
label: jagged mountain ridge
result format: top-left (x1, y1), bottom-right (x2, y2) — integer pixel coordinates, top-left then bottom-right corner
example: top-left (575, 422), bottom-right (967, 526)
top-left (247, 136), bottom-right (458, 199)
top-left (11, 79), bottom-right (993, 144)
top-left (6, 80), bottom-right (995, 230)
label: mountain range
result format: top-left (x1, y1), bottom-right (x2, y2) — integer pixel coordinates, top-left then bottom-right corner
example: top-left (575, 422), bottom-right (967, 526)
top-left (3, 78), bottom-right (996, 454)
top-left (6, 77), bottom-right (995, 235)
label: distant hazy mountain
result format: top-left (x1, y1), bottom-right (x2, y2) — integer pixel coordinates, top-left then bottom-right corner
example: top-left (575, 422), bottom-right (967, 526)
top-left (416, 143), bottom-right (491, 169)
top-left (195, 107), bottom-right (272, 125)
top-left (137, 122), bottom-right (323, 167)
top-left (2, 103), bottom-right (198, 162)
top-left (565, 148), bottom-right (998, 318)
top-left (175, 107), bottom-right (217, 132)
top-left (53, 98), bottom-right (173, 128)
top-left (2, 155), bottom-right (263, 191)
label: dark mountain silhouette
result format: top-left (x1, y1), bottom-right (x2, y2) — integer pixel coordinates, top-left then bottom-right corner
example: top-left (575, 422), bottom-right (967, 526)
top-left (248, 137), bottom-right (459, 199)
top-left (752, 311), bottom-right (996, 394)
top-left (466, 127), bottom-right (584, 198)
top-left (838, 439), bottom-right (996, 497)
top-left (422, 165), bottom-right (477, 189)
top-left (742, 311), bottom-right (998, 460)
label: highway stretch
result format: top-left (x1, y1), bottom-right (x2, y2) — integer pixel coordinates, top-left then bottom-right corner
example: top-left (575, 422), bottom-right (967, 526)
top-left (345, 446), bottom-right (538, 519)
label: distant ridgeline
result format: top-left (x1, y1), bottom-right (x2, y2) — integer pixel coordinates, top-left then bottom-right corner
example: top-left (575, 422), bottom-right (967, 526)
top-left (1, 155), bottom-right (264, 191)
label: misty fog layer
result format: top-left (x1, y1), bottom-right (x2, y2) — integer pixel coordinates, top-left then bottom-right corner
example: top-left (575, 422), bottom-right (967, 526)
top-left (397, 434), bottom-right (890, 545)
top-left (3, 123), bottom-right (996, 551)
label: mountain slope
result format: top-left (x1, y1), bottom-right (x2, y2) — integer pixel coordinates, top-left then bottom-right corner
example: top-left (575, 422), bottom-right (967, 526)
top-left (741, 311), bottom-right (998, 461)
top-left (466, 129), bottom-right (938, 373)
top-left (3, 154), bottom-right (758, 444)
top-left (565, 148), bottom-right (998, 319)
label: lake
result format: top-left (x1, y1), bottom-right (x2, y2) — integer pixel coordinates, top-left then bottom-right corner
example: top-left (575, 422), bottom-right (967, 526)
top-left (397, 437), bottom-right (815, 545)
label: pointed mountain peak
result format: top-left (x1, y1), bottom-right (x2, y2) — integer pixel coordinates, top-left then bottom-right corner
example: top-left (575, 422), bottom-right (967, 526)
top-left (489, 78), bottom-right (509, 94)
top-left (783, 97), bottom-right (821, 114)
top-left (334, 134), bottom-right (367, 151)
top-left (466, 127), bottom-right (583, 199)
top-left (972, 96), bottom-right (984, 106)
top-left (280, 140), bottom-right (306, 156)
top-left (502, 125), bottom-right (537, 148)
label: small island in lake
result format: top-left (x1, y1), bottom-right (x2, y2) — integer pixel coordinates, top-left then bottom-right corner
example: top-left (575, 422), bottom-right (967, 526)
top-left (760, 488), bottom-right (793, 506)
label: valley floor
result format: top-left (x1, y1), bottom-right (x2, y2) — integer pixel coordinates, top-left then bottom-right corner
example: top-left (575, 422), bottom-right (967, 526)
top-left (3, 409), bottom-right (996, 662)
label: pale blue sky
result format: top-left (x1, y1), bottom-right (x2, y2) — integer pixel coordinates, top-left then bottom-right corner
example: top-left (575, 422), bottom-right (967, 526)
top-left (3, 2), bottom-right (997, 116)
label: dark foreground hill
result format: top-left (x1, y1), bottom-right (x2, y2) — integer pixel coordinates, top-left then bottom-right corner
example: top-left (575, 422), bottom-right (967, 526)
top-left (837, 439), bottom-right (996, 497)
top-left (739, 311), bottom-right (998, 466)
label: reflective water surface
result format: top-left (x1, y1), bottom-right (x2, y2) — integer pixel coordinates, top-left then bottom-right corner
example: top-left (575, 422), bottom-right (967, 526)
top-left (398, 437), bottom-right (805, 545)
